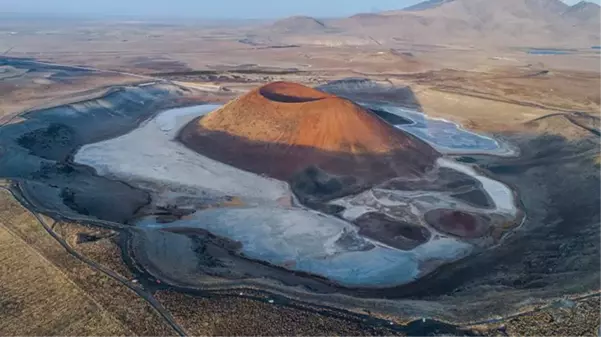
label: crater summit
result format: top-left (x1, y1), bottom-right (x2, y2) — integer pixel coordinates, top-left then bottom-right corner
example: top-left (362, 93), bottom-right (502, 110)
top-left (179, 81), bottom-right (440, 202)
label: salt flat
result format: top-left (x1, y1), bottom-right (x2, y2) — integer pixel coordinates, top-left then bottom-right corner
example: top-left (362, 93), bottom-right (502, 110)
top-left (74, 105), bottom-right (293, 204)
top-left (137, 206), bottom-right (473, 287)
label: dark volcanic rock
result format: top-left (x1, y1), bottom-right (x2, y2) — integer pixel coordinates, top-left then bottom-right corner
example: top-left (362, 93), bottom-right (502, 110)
top-left (354, 212), bottom-right (431, 250)
top-left (291, 166), bottom-right (361, 204)
top-left (17, 123), bottom-right (79, 161)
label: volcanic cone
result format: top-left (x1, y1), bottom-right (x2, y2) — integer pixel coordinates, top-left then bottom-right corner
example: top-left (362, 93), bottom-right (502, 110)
top-left (179, 81), bottom-right (440, 202)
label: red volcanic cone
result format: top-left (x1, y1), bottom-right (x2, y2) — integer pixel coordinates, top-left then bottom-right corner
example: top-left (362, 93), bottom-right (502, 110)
top-left (179, 81), bottom-right (440, 201)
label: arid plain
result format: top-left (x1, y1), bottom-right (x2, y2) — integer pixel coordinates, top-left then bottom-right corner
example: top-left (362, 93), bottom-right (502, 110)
top-left (0, 0), bottom-right (600, 335)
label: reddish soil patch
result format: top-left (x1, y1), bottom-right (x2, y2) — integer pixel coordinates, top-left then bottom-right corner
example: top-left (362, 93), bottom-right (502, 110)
top-left (424, 209), bottom-right (491, 239)
top-left (179, 81), bottom-right (439, 188)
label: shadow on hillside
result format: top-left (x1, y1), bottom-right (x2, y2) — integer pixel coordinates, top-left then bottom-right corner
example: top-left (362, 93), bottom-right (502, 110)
top-left (317, 78), bottom-right (424, 110)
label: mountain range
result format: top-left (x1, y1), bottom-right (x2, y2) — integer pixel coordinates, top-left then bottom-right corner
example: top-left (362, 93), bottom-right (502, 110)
top-left (268, 0), bottom-right (600, 47)
top-left (562, 1), bottom-right (601, 25)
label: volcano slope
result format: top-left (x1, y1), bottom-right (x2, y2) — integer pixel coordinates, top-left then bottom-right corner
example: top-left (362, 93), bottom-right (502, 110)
top-left (179, 82), bottom-right (440, 203)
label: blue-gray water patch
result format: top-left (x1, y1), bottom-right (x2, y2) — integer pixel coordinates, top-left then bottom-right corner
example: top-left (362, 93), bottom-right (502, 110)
top-left (363, 104), bottom-right (516, 156)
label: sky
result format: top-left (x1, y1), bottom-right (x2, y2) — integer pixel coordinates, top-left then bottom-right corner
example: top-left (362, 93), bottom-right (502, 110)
top-left (0, 0), bottom-right (599, 19)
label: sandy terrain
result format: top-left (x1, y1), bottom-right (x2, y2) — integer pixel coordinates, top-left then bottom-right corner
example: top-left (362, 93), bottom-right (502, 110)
top-left (0, 188), bottom-right (176, 336)
top-left (0, 64), bottom-right (141, 123)
top-left (0, 223), bottom-right (130, 336)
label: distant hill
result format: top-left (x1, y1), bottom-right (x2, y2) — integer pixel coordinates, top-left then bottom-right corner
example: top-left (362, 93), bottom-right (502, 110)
top-left (562, 1), bottom-right (601, 25)
top-left (403, 0), bottom-right (455, 11)
top-left (329, 0), bottom-right (599, 47)
top-left (399, 0), bottom-right (568, 14)
top-left (257, 0), bottom-right (600, 48)
top-left (271, 16), bottom-right (329, 33)
top-left (526, 0), bottom-right (570, 16)
top-left (404, 0), bottom-right (569, 26)
top-left (402, 0), bottom-right (569, 13)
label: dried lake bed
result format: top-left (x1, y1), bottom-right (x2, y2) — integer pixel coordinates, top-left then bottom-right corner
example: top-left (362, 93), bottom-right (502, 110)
top-left (72, 101), bottom-right (521, 288)
top-left (2, 78), bottom-right (597, 324)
